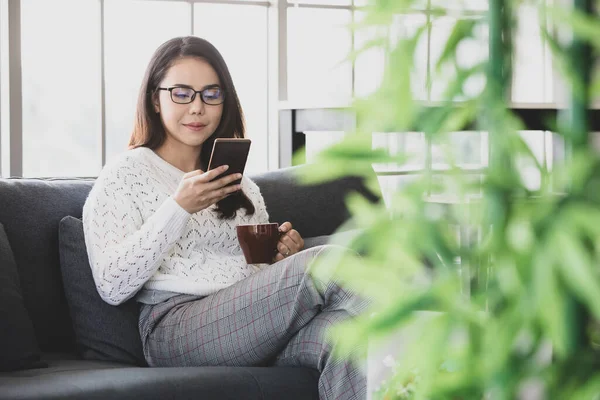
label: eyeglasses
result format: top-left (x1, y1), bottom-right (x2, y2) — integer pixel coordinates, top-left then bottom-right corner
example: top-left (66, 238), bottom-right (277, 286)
top-left (156, 86), bottom-right (225, 105)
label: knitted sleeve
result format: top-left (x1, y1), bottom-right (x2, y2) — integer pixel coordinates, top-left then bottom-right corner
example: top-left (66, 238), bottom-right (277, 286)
top-left (82, 159), bottom-right (190, 305)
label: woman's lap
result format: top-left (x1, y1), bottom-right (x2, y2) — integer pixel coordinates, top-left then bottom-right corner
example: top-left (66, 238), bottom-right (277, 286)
top-left (139, 245), bottom-right (364, 368)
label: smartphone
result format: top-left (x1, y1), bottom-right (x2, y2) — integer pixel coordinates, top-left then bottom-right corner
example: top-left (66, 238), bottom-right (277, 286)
top-left (207, 138), bottom-right (252, 187)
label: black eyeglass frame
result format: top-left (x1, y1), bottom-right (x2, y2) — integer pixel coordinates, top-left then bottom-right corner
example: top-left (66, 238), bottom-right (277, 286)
top-left (156, 86), bottom-right (225, 105)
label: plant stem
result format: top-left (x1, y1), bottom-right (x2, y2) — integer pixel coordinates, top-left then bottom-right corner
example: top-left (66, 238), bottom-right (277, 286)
top-left (484, 0), bottom-right (513, 278)
top-left (472, 0), bottom-right (515, 376)
top-left (564, 0), bottom-right (594, 354)
top-left (486, 0), bottom-right (513, 175)
top-left (566, 0), bottom-right (593, 149)
top-left (488, 0), bottom-right (512, 102)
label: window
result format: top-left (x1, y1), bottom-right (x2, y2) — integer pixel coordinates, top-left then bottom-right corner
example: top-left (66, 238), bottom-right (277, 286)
top-left (0, 0), bottom-right (584, 179)
top-left (353, 11), bottom-right (386, 98)
top-left (287, 6), bottom-right (352, 104)
top-left (104, 0), bottom-right (191, 162)
top-left (2, 0), bottom-right (272, 178)
top-left (394, 13), bottom-right (429, 100)
top-left (21, 0), bottom-right (101, 177)
top-left (193, 3), bottom-right (269, 173)
top-left (429, 15), bottom-right (487, 102)
top-left (512, 3), bottom-right (552, 103)
top-left (353, 2), bottom-right (558, 202)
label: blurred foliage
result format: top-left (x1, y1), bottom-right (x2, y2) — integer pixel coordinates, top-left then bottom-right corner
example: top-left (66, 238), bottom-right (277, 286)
top-left (297, 0), bottom-right (600, 398)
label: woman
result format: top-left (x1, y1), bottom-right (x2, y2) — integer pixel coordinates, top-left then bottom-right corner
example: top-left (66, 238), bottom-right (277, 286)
top-left (83, 36), bottom-right (368, 400)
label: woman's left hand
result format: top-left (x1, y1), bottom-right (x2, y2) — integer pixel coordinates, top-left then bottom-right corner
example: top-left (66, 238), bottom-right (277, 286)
top-left (274, 222), bottom-right (304, 262)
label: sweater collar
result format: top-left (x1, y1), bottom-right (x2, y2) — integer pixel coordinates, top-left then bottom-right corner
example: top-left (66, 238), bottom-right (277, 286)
top-left (140, 147), bottom-right (187, 178)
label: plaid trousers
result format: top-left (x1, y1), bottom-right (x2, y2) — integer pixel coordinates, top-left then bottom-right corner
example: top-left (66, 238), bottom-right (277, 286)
top-left (139, 245), bottom-right (369, 400)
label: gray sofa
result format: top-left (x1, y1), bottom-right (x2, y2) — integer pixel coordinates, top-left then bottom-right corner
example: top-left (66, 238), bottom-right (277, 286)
top-left (0, 166), bottom-right (378, 400)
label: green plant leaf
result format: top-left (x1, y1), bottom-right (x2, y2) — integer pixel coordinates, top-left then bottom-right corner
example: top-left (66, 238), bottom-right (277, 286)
top-left (569, 372), bottom-right (600, 400)
top-left (533, 245), bottom-right (570, 358)
top-left (546, 6), bottom-right (600, 51)
top-left (554, 230), bottom-right (600, 321)
top-left (346, 37), bottom-right (388, 63)
top-left (435, 18), bottom-right (478, 74)
top-left (295, 0), bottom-right (600, 396)
top-left (541, 28), bottom-right (585, 101)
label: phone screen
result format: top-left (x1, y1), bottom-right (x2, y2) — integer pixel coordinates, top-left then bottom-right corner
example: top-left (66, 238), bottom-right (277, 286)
top-left (207, 138), bottom-right (252, 186)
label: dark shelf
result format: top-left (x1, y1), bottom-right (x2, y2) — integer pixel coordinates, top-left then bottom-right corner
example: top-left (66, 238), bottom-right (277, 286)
top-left (279, 106), bottom-right (600, 168)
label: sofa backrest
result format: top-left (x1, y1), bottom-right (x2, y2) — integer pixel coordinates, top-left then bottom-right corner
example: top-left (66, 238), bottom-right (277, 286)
top-left (256, 166), bottom-right (379, 238)
top-left (0, 166), bottom-right (378, 353)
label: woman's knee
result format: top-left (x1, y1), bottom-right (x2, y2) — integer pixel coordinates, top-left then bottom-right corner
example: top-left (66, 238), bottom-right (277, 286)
top-left (305, 244), bottom-right (358, 283)
top-left (272, 244), bottom-right (358, 294)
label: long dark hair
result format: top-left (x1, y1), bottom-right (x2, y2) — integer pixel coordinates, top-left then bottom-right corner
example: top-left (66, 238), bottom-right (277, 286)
top-left (129, 36), bottom-right (255, 219)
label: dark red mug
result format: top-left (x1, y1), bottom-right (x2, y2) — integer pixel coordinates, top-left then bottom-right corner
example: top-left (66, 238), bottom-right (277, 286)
top-left (236, 223), bottom-right (281, 264)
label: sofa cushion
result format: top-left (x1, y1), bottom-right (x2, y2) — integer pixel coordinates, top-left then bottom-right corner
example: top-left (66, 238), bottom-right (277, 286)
top-left (0, 178), bottom-right (94, 353)
top-left (58, 216), bottom-right (146, 366)
top-left (0, 223), bottom-right (47, 372)
top-left (0, 354), bottom-right (319, 400)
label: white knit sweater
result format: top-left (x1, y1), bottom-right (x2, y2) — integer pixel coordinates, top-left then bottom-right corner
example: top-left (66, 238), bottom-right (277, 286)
top-left (82, 147), bottom-right (269, 305)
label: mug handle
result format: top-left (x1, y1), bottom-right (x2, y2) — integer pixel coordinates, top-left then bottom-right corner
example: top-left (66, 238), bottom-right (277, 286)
top-left (271, 223), bottom-right (285, 260)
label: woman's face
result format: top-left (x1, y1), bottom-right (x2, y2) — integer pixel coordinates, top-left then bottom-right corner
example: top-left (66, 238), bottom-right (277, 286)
top-left (153, 56), bottom-right (224, 152)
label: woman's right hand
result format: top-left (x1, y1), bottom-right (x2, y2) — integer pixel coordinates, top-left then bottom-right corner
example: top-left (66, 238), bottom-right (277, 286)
top-left (173, 165), bottom-right (242, 214)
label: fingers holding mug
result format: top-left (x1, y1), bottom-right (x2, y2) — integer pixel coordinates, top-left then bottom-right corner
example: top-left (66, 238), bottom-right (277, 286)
top-left (277, 241), bottom-right (292, 259)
